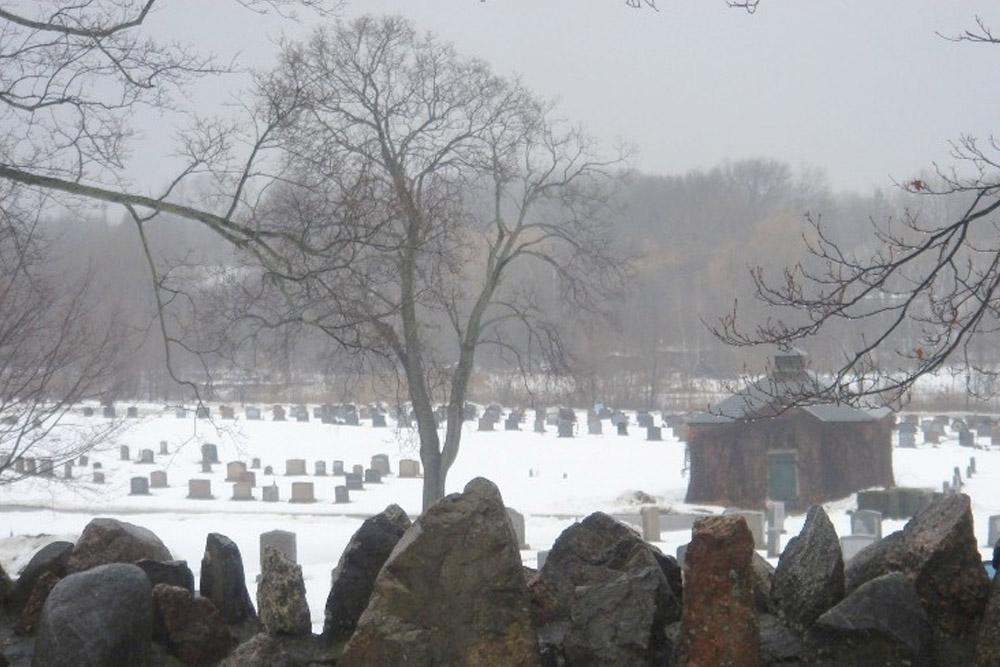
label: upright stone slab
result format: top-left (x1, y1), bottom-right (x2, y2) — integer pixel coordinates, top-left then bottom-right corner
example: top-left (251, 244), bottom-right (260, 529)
top-left (62, 462), bottom-right (73, 479)
top-left (272, 405), bottom-right (286, 421)
top-left (135, 449), bottom-right (153, 465)
top-left (339, 480), bottom-right (540, 666)
top-left (323, 504), bottom-right (411, 642)
top-left (238, 470), bottom-right (256, 487)
top-left (246, 406), bottom-right (261, 420)
top-left (250, 457), bottom-right (260, 469)
top-left (130, 476), bottom-right (150, 495)
top-left (285, 459), bottom-right (306, 476)
top-left (352, 464), bottom-right (364, 477)
top-left (120, 445), bottom-right (130, 461)
top-left (78, 454), bottom-right (88, 466)
top-left (506, 507), bottom-right (528, 549)
top-left (196, 406), bottom-right (210, 419)
top-left (219, 405), bottom-right (235, 420)
top-left (676, 515), bottom-right (759, 667)
top-left (188, 479), bottom-right (213, 500)
top-left (175, 407), bottom-right (186, 418)
top-left (399, 459), bottom-right (420, 478)
top-left (200, 533), bottom-right (257, 627)
top-left (260, 530), bottom-right (297, 569)
top-left (314, 460), bottom-right (327, 476)
top-left (372, 413), bottom-right (387, 428)
top-left (557, 419), bottom-right (574, 438)
top-left (201, 444), bottom-right (219, 464)
top-left (93, 471), bottom-right (105, 484)
top-left (262, 483), bottom-right (280, 503)
top-left (289, 481), bottom-right (315, 503)
top-left (159, 441), bottom-right (169, 455)
top-left (478, 417), bottom-right (495, 432)
top-left (201, 461), bottom-right (213, 473)
top-left (226, 461), bottom-right (247, 482)
top-left (989, 514), bottom-right (1000, 547)
top-left (851, 509), bottom-right (883, 538)
top-left (646, 426), bottom-right (662, 441)
top-left (150, 471), bottom-right (167, 488)
top-left (617, 421), bottom-right (628, 436)
top-left (103, 405), bottom-right (116, 419)
top-left (588, 420), bottom-right (602, 435)
top-left (723, 508), bottom-right (766, 549)
top-left (231, 481), bottom-right (254, 501)
top-left (364, 468), bottom-right (382, 484)
top-left (263, 465), bottom-right (273, 476)
top-left (641, 506), bottom-right (661, 542)
top-left (345, 473), bottom-right (364, 491)
top-left (333, 460), bottom-right (345, 476)
top-left (371, 454), bottom-right (391, 476)
top-left (334, 486), bottom-right (350, 504)
top-left (841, 534), bottom-right (878, 561)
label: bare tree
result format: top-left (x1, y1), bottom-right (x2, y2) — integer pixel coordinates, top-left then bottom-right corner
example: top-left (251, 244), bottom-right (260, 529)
top-left (713, 19), bottom-right (1000, 408)
top-left (233, 16), bottom-right (631, 509)
top-left (0, 186), bottom-right (120, 484)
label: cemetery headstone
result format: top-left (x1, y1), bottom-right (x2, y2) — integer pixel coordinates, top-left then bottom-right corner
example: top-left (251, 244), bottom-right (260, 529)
top-left (246, 406), bottom-right (262, 420)
top-left (988, 514), bottom-right (1000, 547)
top-left (636, 411), bottom-right (653, 428)
top-left (14, 458), bottom-right (24, 473)
top-left (334, 485), bottom-right (350, 504)
top-left (840, 534), bottom-right (878, 562)
top-left (722, 508), bottom-right (766, 549)
top-left (126, 406), bottom-right (138, 418)
top-left (150, 471), bottom-right (167, 488)
top-left (534, 416), bottom-right (546, 433)
top-left (260, 530), bottom-right (297, 569)
top-left (174, 407), bottom-right (186, 419)
top-left (139, 449), bottom-right (154, 464)
top-left (557, 420), bottom-right (574, 438)
top-left (38, 458), bottom-right (54, 476)
top-left (93, 471), bottom-right (105, 484)
top-left (506, 508), bottom-right (528, 549)
top-left (130, 476), bottom-right (150, 496)
top-left (92, 461), bottom-right (101, 469)
top-left (344, 412), bottom-right (359, 426)
top-left (588, 420), bottom-right (602, 435)
top-left (238, 471), bottom-right (256, 487)
top-left (219, 405), bottom-right (235, 420)
top-left (345, 473), bottom-right (364, 491)
top-left (617, 422), bottom-right (628, 436)
top-left (187, 479), bottom-right (212, 499)
top-left (640, 506), bottom-right (661, 542)
top-left (851, 509), bottom-right (882, 538)
top-left (371, 454), bottom-right (391, 476)
top-left (159, 441), bottom-right (169, 455)
top-left (82, 407), bottom-right (94, 417)
top-left (478, 417), bottom-right (495, 432)
top-left (24, 458), bottom-right (36, 474)
top-left (399, 459), bottom-right (421, 478)
top-left (201, 461), bottom-right (213, 473)
top-left (78, 455), bottom-right (88, 466)
top-left (504, 415), bottom-right (520, 431)
top-left (352, 464), bottom-right (364, 477)
top-left (195, 406), bottom-right (210, 419)
top-left (264, 465), bottom-right (274, 476)
top-left (226, 461), bottom-right (247, 482)
top-left (959, 430), bottom-right (975, 447)
top-left (364, 468), bottom-right (382, 484)
top-left (120, 445), bottom-right (130, 461)
top-left (201, 444), bottom-right (219, 464)
top-left (314, 460), bottom-right (327, 476)
top-left (333, 460), bottom-right (344, 476)
top-left (231, 481), bottom-right (254, 501)
top-left (646, 426), bottom-right (663, 441)
top-left (263, 484), bottom-right (280, 502)
top-left (62, 462), bottom-right (73, 480)
top-left (289, 481), bottom-right (315, 503)
top-left (103, 405), bottom-right (116, 419)
top-left (272, 405), bottom-right (286, 421)
top-left (372, 413), bottom-right (387, 428)
top-left (251, 457), bottom-right (261, 469)
top-left (285, 459), bottom-right (306, 476)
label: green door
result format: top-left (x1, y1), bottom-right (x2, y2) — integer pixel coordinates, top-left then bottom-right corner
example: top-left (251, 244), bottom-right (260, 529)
top-left (767, 451), bottom-right (798, 501)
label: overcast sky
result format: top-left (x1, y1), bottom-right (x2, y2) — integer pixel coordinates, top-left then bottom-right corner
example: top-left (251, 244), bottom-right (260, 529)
top-left (148, 1), bottom-right (1000, 195)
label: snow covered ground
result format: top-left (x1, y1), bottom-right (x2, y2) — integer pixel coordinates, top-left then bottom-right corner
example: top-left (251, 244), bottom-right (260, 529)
top-left (0, 406), bottom-right (995, 632)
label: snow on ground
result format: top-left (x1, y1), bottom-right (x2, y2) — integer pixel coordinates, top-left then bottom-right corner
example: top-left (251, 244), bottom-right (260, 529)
top-left (0, 406), bottom-right (996, 632)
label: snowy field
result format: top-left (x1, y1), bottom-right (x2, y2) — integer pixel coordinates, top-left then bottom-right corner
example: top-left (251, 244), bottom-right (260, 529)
top-left (0, 406), bottom-right (996, 633)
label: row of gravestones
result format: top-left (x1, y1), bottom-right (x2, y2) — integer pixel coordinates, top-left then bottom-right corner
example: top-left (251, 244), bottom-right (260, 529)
top-left (897, 413), bottom-right (1000, 448)
top-left (478, 410), bottom-right (666, 441)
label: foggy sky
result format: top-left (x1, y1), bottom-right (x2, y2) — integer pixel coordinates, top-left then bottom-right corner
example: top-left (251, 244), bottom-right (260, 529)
top-left (142, 1), bottom-right (1000, 195)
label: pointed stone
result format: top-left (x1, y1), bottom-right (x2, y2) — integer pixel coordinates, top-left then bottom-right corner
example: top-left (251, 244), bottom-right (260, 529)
top-left (200, 533), bottom-right (258, 629)
top-left (257, 546), bottom-right (311, 636)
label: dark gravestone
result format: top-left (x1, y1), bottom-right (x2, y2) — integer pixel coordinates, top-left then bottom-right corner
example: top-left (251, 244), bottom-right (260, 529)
top-left (646, 426), bottom-right (662, 441)
top-left (196, 406), bottom-right (210, 419)
top-left (364, 469), bottom-right (382, 484)
top-left (557, 420), bottom-right (574, 438)
top-left (126, 406), bottom-right (139, 418)
top-left (345, 412), bottom-right (360, 426)
top-left (504, 416), bottom-right (520, 431)
top-left (617, 422), bottom-right (628, 436)
top-left (372, 413), bottom-right (387, 428)
top-left (103, 405), bottom-right (116, 419)
top-left (136, 559), bottom-right (195, 592)
top-left (201, 443), bottom-right (219, 464)
top-left (246, 406), bottom-right (262, 420)
top-left (345, 473), bottom-right (364, 491)
top-left (333, 460), bottom-right (345, 476)
top-left (120, 445), bottom-right (130, 461)
top-left (129, 476), bottom-right (150, 495)
top-left (82, 407), bottom-right (94, 417)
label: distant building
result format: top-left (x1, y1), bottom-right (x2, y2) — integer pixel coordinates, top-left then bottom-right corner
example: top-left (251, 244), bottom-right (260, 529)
top-left (684, 351), bottom-right (894, 511)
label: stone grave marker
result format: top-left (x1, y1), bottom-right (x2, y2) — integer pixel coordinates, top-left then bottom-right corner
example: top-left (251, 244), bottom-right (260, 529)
top-left (201, 444), bottom-right (219, 464)
top-left (851, 509), bottom-right (882, 538)
top-left (537, 550), bottom-right (550, 570)
top-left (92, 461), bottom-right (101, 469)
top-left (103, 405), bottom-right (116, 419)
top-left (150, 471), bottom-right (168, 488)
top-left (130, 476), bottom-right (150, 495)
top-left (534, 416), bottom-right (546, 433)
top-left (127, 406), bottom-right (139, 418)
top-left (159, 441), bottom-right (169, 455)
top-left (646, 426), bottom-right (663, 441)
top-left (345, 473), bottom-right (364, 491)
top-left (195, 406), bottom-right (210, 419)
top-left (334, 486), bottom-right (350, 503)
top-left (840, 534), bottom-right (878, 562)
top-left (372, 413), bottom-right (387, 428)
top-left (251, 457), bottom-right (260, 469)
top-left (988, 514), bottom-right (1000, 547)
top-left (201, 461), bottom-right (213, 473)
top-left (506, 508), bottom-right (528, 549)
top-left (219, 405), bottom-right (235, 420)
top-left (557, 420), bottom-right (574, 438)
top-left (78, 455), bottom-right (88, 466)
top-left (371, 454), bottom-right (391, 476)
top-left (636, 411), bottom-right (653, 428)
top-left (272, 405), bottom-right (286, 421)
top-left (63, 462), bottom-right (73, 480)
top-left (120, 445), bottom-right (130, 461)
top-left (504, 415), bottom-right (520, 431)
top-left (617, 422), bottom-right (628, 436)
top-left (246, 406), bottom-right (262, 420)
top-left (93, 471), bottom-right (105, 484)
top-left (175, 407), bottom-right (186, 419)
top-left (923, 428), bottom-right (940, 445)
top-left (139, 449), bottom-right (155, 464)
top-left (289, 481), bottom-right (315, 503)
top-left (478, 417), bottom-right (495, 432)
top-left (364, 468), bottom-right (382, 484)
top-left (722, 509), bottom-right (766, 549)
top-left (399, 459), bottom-right (421, 478)
top-left (314, 460), bottom-right (327, 476)
top-left (675, 543), bottom-right (688, 570)
top-left (231, 481), bottom-right (254, 501)
top-left (238, 471), bottom-right (256, 487)
top-left (82, 407), bottom-right (94, 417)
top-left (898, 424), bottom-right (917, 448)
top-left (263, 483), bottom-right (280, 502)
top-left (38, 458), bottom-right (54, 476)
top-left (226, 461), bottom-right (247, 482)
top-left (588, 420), bottom-right (602, 435)
top-left (24, 458), bottom-right (36, 474)
top-left (352, 464), bottom-right (364, 477)
top-left (333, 460), bottom-right (344, 476)
top-left (260, 530), bottom-right (297, 569)
top-left (971, 456), bottom-right (977, 474)
top-left (959, 430), bottom-right (975, 447)
top-left (264, 465), bottom-right (274, 476)
top-left (285, 459), bottom-right (306, 476)
top-left (344, 412), bottom-right (359, 426)
top-left (13, 458), bottom-right (24, 473)
top-left (188, 479), bottom-right (212, 499)
top-left (641, 506), bottom-right (661, 542)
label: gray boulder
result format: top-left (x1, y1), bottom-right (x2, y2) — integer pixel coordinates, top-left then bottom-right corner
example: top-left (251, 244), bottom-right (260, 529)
top-left (136, 559), bottom-right (195, 592)
top-left (257, 546), bottom-right (310, 636)
top-left (563, 566), bottom-right (674, 666)
top-left (771, 505), bottom-right (844, 631)
top-left (152, 583), bottom-right (233, 666)
top-left (339, 477), bottom-right (540, 666)
top-left (323, 503), bottom-right (411, 642)
top-left (66, 518), bottom-right (171, 573)
top-left (10, 541), bottom-right (72, 606)
top-left (200, 533), bottom-right (257, 630)
top-left (32, 563), bottom-right (153, 667)
top-left (758, 613), bottom-right (803, 666)
top-left (803, 571), bottom-right (932, 666)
